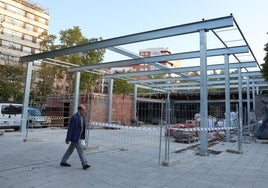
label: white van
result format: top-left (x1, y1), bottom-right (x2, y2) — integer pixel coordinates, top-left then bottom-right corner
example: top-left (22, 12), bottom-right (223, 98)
top-left (0, 103), bottom-right (51, 130)
top-left (0, 103), bottom-right (22, 131)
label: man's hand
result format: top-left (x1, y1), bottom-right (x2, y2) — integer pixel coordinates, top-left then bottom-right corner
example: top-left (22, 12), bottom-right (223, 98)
top-left (65, 140), bottom-right (70, 144)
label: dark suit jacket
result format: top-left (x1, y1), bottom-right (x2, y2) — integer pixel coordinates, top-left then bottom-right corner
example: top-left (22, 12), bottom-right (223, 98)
top-left (65, 112), bottom-right (86, 143)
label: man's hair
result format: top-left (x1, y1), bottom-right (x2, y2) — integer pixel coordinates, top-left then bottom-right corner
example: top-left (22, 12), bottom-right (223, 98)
top-left (78, 104), bottom-right (86, 110)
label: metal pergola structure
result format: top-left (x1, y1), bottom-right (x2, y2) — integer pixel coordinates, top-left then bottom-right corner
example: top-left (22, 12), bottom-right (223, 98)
top-left (20, 15), bottom-right (268, 163)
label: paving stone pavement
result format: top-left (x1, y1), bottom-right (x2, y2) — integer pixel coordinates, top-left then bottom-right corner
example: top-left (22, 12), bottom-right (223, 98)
top-left (0, 127), bottom-right (268, 188)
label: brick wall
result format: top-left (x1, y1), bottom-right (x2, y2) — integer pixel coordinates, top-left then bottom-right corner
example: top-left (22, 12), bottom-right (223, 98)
top-left (111, 94), bottom-right (133, 125)
top-left (89, 93), bottom-right (109, 123)
top-left (89, 93), bottom-right (133, 125)
top-left (46, 93), bottom-right (134, 126)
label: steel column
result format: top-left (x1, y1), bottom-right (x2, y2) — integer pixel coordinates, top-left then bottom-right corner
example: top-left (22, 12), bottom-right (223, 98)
top-left (237, 68), bottom-right (243, 153)
top-left (252, 82), bottom-right (256, 114)
top-left (225, 54), bottom-right (231, 142)
top-left (73, 72), bottom-right (81, 113)
top-left (164, 93), bottom-right (171, 163)
top-left (133, 84), bottom-right (137, 120)
top-left (108, 79), bottom-right (114, 123)
top-left (199, 29), bottom-right (208, 156)
top-left (22, 61), bottom-right (33, 133)
top-left (246, 77), bottom-right (251, 126)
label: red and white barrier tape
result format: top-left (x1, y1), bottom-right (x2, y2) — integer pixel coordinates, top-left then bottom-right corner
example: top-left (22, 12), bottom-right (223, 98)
top-left (90, 122), bottom-right (238, 132)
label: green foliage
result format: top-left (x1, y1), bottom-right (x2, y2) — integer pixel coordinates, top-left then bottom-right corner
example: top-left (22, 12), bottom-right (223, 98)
top-left (262, 41), bottom-right (268, 81)
top-left (0, 64), bottom-right (25, 101)
top-left (38, 26), bottom-right (105, 94)
top-left (149, 74), bottom-right (166, 79)
top-left (39, 31), bottom-right (58, 51)
top-left (36, 63), bottom-right (57, 95)
top-left (0, 26), bottom-right (105, 103)
top-left (113, 78), bottom-right (134, 94)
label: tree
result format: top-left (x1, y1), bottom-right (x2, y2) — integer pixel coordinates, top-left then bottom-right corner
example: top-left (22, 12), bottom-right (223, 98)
top-left (262, 40), bottom-right (268, 81)
top-left (38, 26), bottom-right (105, 96)
top-left (39, 31), bottom-right (58, 51)
top-left (113, 78), bottom-right (134, 95)
top-left (35, 63), bottom-right (57, 96)
top-left (0, 64), bottom-right (25, 101)
top-left (0, 26), bottom-right (104, 104)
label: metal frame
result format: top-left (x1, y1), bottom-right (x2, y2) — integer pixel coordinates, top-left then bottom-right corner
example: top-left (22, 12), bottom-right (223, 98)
top-left (21, 15), bottom-right (268, 163)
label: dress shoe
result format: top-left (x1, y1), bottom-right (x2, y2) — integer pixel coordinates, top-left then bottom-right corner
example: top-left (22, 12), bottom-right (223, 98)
top-left (60, 162), bottom-right (71, 167)
top-left (83, 164), bottom-right (91, 170)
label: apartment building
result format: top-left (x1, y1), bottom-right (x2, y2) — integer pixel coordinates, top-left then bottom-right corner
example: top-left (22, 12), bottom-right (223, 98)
top-left (123, 47), bottom-right (182, 80)
top-left (108, 47), bottom-right (182, 82)
top-left (110, 48), bottom-right (181, 74)
top-left (0, 0), bottom-right (49, 65)
top-left (139, 47), bottom-right (181, 70)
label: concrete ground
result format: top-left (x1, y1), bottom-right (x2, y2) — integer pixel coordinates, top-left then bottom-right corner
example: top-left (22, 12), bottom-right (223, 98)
top-left (0, 127), bottom-right (268, 188)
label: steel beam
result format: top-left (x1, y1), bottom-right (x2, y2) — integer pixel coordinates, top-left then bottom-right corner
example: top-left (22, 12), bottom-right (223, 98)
top-left (21, 16), bottom-right (234, 63)
top-left (70, 46), bottom-right (249, 72)
top-left (160, 83), bottom-right (268, 91)
top-left (146, 77), bottom-right (266, 88)
top-left (135, 84), bottom-right (167, 92)
top-left (103, 60), bottom-right (256, 79)
top-left (128, 70), bottom-right (263, 84)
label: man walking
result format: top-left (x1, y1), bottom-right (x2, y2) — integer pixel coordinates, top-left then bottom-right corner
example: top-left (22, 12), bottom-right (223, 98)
top-left (60, 104), bottom-right (91, 170)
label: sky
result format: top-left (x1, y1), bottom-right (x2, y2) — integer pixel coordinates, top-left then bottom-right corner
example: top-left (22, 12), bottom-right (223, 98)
top-left (32, 0), bottom-right (268, 67)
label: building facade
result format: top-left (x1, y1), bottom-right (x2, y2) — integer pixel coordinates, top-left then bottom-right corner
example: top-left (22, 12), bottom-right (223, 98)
top-left (139, 47), bottom-right (181, 70)
top-left (109, 47), bottom-right (181, 80)
top-left (0, 0), bottom-right (49, 65)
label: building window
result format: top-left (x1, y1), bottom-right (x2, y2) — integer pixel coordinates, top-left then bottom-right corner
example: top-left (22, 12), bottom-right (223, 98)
top-left (23, 46), bottom-right (31, 54)
top-left (24, 34), bottom-right (32, 42)
top-left (25, 23), bottom-right (34, 31)
top-left (5, 16), bottom-right (24, 27)
top-left (38, 17), bottom-right (46, 24)
top-left (2, 40), bottom-right (20, 50)
top-left (0, 2), bottom-right (4, 8)
top-left (4, 28), bottom-right (21, 39)
top-left (27, 12), bottom-right (35, 20)
top-left (36, 38), bottom-right (42, 43)
top-left (6, 4), bottom-right (24, 16)
top-left (151, 51), bottom-right (161, 56)
top-left (37, 27), bottom-right (45, 33)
